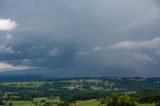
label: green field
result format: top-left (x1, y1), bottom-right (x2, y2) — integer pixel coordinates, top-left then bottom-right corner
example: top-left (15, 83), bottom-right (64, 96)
top-left (75, 100), bottom-right (155, 106)
top-left (11, 101), bottom-right (35, 106)
top-left (4, 98), bottom-right (155, 106)
top-left (76, 99), bottom-right (100, 106)
top-left (138, 104), bottom-right (155, 106)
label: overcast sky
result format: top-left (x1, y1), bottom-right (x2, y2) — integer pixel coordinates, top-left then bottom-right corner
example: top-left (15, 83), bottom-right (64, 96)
top-left (0, 0), bottom-right (160, 77)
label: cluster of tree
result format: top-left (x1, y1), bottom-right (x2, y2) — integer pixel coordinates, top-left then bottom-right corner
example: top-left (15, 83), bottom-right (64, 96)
top-left (136, 89), bottom-right (160, 103)
top-left (138, 95), bottom-right (160, 103)
top-left (60, 91), bottom-right (110, 102)
top-left (156, 101), bottom-right (160, 106)
top-left (100, 94), bottom-right (137, 106)
top-left (0, 98), bottom-right (4, 105)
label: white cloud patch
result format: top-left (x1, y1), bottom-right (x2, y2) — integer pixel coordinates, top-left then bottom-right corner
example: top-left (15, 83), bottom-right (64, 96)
top-left (0, 62), bottom-right (38, 72)
top-left (0, 62), bottom-right (13, 69)
top-left (49, 48), bottom-right (59, 56)
top-left (6, 33), bottom-right (13, 40)
top-left (0, 45), bottom-right (15, 54)
top-left (21, 59), bottom-right (31, 65)
top-left (109, 37), bottom-right (160, 50)
top-left (92, 46), bottom-right (102, 52)
top-left (0, 18), bottom-right (17, 31)
top-left (77, 51), bottom-right (90, 56)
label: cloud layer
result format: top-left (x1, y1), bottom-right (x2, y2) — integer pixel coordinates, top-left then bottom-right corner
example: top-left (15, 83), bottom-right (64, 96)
top-left (0, 62), bottom-right (37, 72)
top-left (108, 37), bottom-right (160, 63)
top-left (0, 0), bottom-right (160, 77)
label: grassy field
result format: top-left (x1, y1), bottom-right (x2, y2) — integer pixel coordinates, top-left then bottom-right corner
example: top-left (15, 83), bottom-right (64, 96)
top-left (76, 99), bottom-right (100, 106)
top-left (138, 104), bottom-right (155, 106)
top-left (4, 98), bottom-right (155, 106)
top-left (8, 101), bottom-right (35, 106)
top-left (75, 100), bottom-right (155, 106)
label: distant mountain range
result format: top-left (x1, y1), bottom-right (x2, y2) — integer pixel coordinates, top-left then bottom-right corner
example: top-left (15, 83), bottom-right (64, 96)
top-left (0, 69), bottom-right (160, 83)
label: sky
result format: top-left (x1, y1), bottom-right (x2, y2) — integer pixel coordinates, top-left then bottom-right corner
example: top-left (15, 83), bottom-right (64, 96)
top-left (0, 0), bottom-right (160, 77)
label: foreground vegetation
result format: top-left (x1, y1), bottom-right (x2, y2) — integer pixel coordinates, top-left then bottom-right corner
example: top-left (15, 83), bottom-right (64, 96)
top-left (0, 77), bottom-right (159, 106)
top-left (1, 98), bottom-right (156, 106)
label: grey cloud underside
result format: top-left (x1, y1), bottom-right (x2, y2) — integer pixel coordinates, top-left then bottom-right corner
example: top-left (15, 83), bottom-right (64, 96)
top-left (0, 0), bottom-right (160, 77)
top-left (154, 0), bottom-right (160, 6)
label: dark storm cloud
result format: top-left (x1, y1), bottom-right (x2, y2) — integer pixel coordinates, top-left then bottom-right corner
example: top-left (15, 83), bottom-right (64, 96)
top-left (0, 0), bottom-right (160, 76)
